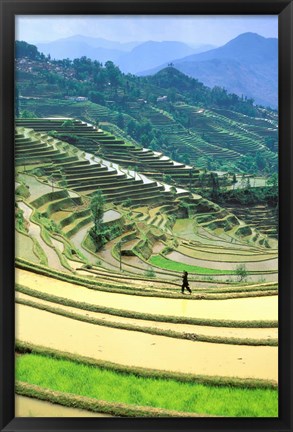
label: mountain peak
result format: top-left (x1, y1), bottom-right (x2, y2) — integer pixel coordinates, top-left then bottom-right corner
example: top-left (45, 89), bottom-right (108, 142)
top-left (144, 32), bottom-right (277, 108)
top-left (230, 32), bottom-right (265, 41)
top-left (223, 32), bottom-right (272, 49)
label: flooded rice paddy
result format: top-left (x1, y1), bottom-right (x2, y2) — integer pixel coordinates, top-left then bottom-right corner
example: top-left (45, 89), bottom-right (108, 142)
top-left (15, 304), bottom-right (278, 381)
top-left (15, 395), bottom-right (112, 417)
top-left (16, 269), bottom-right (278, 322)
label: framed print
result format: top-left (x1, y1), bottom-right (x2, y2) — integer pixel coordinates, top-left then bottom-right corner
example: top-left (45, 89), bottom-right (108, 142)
top-left (0, 0), bottom-right (292, 431)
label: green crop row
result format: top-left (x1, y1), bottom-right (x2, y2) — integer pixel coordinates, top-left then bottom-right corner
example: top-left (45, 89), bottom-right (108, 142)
top-left (15, 350), bottom-right (277, 417)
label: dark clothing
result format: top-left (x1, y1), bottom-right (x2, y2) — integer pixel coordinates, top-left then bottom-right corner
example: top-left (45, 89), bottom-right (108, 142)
top-left (182, 272), bottom-right (191, 294)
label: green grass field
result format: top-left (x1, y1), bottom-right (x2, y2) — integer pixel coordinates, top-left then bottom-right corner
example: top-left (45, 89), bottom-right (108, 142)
top-left (149, 255), bottom-right (236, 275)
top-left (16, 354), bottom-right (278, 417)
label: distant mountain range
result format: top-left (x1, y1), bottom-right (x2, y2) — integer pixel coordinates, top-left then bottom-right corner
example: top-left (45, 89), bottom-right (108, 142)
top-left (140, 33), bottom-right (278, 108)
top-left (35, 36), bottom-right (214, 73)
top-left (116, 41), bottom-right (215, 74)
top-left (36, 35), bottom-right (139, 64)
top-left (34, 32), bottom-right (277, 108)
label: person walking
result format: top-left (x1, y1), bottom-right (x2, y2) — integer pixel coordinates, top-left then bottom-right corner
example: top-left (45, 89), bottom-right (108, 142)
top-left (181, 270), bottom-right (192, 294)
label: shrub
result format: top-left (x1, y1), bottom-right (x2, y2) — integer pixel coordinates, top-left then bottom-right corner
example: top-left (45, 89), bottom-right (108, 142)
top-left (15, 184), bottom-right (30, 199)
top-left (162, 246), bottom-right (173, 255)
top-left (123, 198), bottom-right (133, 208)
top-left (15, 206), bottom-right (26, 232)
top-left (235, 264), bottom-right (248, 282)
top-left (34, 213), bottom-right (60, 234)
top-left (30, 167), bottom-right (45, 177)
top-left (145, 267), bottom-right (155, 278)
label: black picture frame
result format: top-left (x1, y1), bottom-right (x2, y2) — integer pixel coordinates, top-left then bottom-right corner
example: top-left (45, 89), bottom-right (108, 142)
top-left (0, 0), bottom-right (292, 431)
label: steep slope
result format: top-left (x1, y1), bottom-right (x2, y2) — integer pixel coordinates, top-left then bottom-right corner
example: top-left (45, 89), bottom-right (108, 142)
top-left (140, 33), bottom-right (278, 108)
top-left (174, 33), bottom-right (277, 65)
top-left (117, 41), bottom-right (196, 74)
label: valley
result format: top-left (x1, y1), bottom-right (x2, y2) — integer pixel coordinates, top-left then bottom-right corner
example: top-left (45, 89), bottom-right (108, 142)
top-left (15, 40), bottom-right (278, 418)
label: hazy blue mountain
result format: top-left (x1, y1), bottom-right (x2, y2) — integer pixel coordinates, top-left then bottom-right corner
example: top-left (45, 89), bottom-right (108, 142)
top-left (36, 41), bottom-right (124, 63)
top-left (36, 35), bottom-right (140, 62)
top-left (47, 35), bottom-right (140, 51)
top-left (174, 32), bottom-right (277, 64)
top-left (140, 33), bottom-right (278, 108)
top-left (177, 58), bottom-right (277, 108)
top-left (117, 41), bottom-right (197, 74)
top-left (188, 43), bottom-right (216, 52)
top-left (36, 37), bottom-right (208, 75)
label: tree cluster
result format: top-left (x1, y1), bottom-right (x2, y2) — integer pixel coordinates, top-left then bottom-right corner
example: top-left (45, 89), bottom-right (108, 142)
top-left (16, 41), bottom-right (45, 61)
top-left (16, 40), bottom-right (264, 118)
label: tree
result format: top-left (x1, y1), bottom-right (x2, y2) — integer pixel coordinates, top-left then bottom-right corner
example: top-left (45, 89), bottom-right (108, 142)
top-left (179, 200), bottom-right (191, 218)
top-left (235, 264), bottom-right (248, 282)
top-left (88, 91), bottom-right (105, 105)
top-left (117, 113), bottom-right (125, 129)
top-left (59, 170), bottom-right (68, 188)
top-left (20, 109), bottom-right (37, 119)
top-left (240, 174), bottom-right (247, 189)
top-left (199, 172), bottom-right (207, 189)
top-left (127, 119), bottom-right (138, 137)
top-left (163, 174), bottom-right (173, 184)
top-left (105, 61), bottom-right (122, 92)
top-left (210, 172), bottom-right (220, 197)
top-left (90, 190), bottom-right (105, 248)
top-left (15, 41), bottom-right (43, 60)
top-left (255, 152), bottom-right (267, 172)
top-left (245, 177), bottom-right (251, 189)
top-left (123, 198), bottom-right (133, 208)
top-left (61, 119), bottom-right (75, 130)
top-left (49, 174), bottom-right (57, 196)
top-left (265, 136), bottom-right (277, 152)
top-left (267, 173), bottom-right (278, 188)
top-left (232, 173), bottom-right (237, 190)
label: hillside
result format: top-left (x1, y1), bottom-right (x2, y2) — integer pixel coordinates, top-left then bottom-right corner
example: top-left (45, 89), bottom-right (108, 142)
top-left (117, 41), bottom-right (196, 74)
top-left (15, 120), bottom-right (278, 400)
top-left (15, 44), bottom-right (278, 176)
top-left (140, 33), bottom-right (278, 108)
top-left (15, 40), bottom-right (279, 418)
top-left (171, 33), bottom-right (277, 67)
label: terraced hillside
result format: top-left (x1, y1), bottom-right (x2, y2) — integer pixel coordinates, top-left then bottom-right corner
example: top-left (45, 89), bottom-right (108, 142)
top-left (15, 117), bottom-right (278, 418)
top-left (18, 94), bottom-right (277, 172)
top-left (19, 97), bottom-right (118, 124)
top-left (16, 117), bottom-right (232, 189)
top-left (150, 103), bottom-right (277, 167)
top-left (225, 203), bottom-right (278, 239)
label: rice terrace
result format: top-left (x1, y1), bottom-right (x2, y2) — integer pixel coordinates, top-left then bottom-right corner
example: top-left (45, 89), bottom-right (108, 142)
top-left (14, 17), bottom-right (278, 418)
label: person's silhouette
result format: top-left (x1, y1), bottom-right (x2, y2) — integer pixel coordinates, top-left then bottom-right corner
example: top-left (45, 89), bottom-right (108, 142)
top-left (181, 271), bottom-right (192, 294)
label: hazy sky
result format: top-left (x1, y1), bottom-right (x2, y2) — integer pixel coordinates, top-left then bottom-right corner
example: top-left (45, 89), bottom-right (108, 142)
top-left (16, 15), bottom-right (278, 46)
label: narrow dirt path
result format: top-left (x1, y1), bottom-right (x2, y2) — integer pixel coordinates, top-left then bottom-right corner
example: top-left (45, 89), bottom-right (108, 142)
top-left (16, 269), bottom-right (278, 323)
